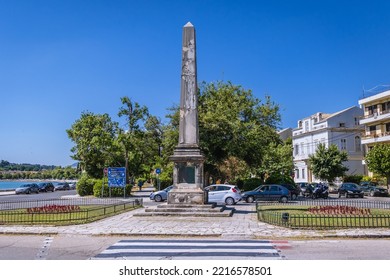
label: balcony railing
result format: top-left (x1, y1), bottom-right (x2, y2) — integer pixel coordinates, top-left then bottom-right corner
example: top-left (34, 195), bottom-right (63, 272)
top-left (362, 109), bottom-right (390, 120)
top-left (362, 131), bottom-right (390, 140)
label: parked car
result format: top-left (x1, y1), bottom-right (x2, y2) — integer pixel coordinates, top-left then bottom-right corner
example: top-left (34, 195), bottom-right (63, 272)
top-left (279, 183), bottom-right (300, 200)
top-left (68, 182), bottom-right (77, 190)
top-left (37, 182), bottom-right (55, 192)
top-left (338, 183), bottom-right (364, 198)
top-left (359, 185), bottom-right (388, 197)
top-left (150, 185), bottom-right (174, 202)
top-left (54, 182), bottom-right (71, 191)
top-left (15, 183), bottom-right (40, 194)
top-left (360, 181), bottom-right (378, 188)
top-left (205, 184), bottom-right (242, 205)
top-left (241, 184), bottom-right (290, 203)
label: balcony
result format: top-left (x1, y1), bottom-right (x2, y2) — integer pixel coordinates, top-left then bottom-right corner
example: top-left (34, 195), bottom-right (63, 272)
top-left (361, 131), bottom-right (390, 145)
top-left (360, 109), bottom-right (390, 125)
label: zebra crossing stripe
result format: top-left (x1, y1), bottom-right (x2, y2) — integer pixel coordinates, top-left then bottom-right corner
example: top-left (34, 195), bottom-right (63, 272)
top-left (92, 240), bottom-right (284, 260)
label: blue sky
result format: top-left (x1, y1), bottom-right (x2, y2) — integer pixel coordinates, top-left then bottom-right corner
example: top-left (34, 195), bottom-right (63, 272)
top-left (1, 0), bottom-right (390, 166)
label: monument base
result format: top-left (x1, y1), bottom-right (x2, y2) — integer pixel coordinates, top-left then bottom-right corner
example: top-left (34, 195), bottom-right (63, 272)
top-left (168, 188), bottom-right (206, 205)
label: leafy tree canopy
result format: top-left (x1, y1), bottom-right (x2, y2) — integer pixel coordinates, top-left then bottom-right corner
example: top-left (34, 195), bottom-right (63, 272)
top-left (308, 143), bottom-right (348, 183)
top-left (365, 144), bottom-right (390, 187)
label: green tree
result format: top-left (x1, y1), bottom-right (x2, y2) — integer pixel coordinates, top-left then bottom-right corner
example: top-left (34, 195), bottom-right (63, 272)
top-left (260, 138), bottom-right (294, 180)
top-left (117, 96), bottom-right (151, 183)
top-left (309, 143), bottom-right (348, 182)
top-left (66, 112), bottom-right (119, 178)
top-left (163, 81), bottom-right (281, 182)
top-left (365, 144), bottom-right (390, 188)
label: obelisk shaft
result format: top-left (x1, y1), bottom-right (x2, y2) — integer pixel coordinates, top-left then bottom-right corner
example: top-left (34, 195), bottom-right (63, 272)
top-left (168, 22), bottom-right (205, 205)
top-left (179, 22), bottom-right (199, 147)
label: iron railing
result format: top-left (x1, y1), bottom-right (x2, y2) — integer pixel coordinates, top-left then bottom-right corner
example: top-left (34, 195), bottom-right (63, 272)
top-left (256, 199), bottom-right (390, 229)
top-left (0, 198), bottom-right (143, 225)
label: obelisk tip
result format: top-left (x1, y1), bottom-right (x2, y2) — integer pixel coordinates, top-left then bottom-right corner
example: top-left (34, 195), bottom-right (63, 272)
top-left (184, 22), bottom-right (193, 27)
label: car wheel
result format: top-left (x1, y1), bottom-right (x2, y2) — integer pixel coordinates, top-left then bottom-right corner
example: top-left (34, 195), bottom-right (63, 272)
top-left (36, 190), bottom-right (39, 194)
top-left (26, 190), bottom-right (30, 194)
top-left (370, 191), bottom-right (375, 197)
top-left (246, 196), bottom-right (254, 203)
top-left (291, 193), bottom-right (297, 200)
top-left (154, 195), bottom-right (162, 202)
top-left (280, 196), bottom-right (288, 203)
top-left (225, 197), bottom-right (235, 205)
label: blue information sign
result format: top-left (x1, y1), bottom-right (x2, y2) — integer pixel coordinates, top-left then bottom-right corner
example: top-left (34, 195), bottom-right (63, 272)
top-left (155, 168), bottom-right (161, 174)
top-left (107, 167), bottom-right (126, 188)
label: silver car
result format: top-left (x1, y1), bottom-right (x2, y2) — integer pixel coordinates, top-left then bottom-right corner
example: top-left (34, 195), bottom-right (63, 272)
top-left (150, 185), bottom-right (174, 202)
top-left (205, 184), bottom-right (242, 205)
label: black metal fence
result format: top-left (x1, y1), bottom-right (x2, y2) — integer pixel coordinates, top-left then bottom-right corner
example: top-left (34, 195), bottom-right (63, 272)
top-left (256, 199), bottom-right (390, 229)
top-left (0, 198), bottom-right (143, 225)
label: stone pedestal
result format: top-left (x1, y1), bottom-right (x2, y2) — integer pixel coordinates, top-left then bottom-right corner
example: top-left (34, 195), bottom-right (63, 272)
top-left (168, 145), bottom-right (205, 205)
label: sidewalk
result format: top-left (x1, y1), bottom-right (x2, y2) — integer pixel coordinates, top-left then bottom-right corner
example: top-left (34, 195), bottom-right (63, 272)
top-left (1, 187), bottom-right (390, 239)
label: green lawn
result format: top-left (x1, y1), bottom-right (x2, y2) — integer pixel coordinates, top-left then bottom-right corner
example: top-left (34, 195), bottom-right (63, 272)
top-left (0, 204), bottom-right (142, 226)
top-left (257, 205), bottom-right (390, 228)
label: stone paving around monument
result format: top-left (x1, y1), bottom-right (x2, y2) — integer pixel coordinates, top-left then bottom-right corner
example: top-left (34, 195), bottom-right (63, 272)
top-left (1, 189), bottom-right (390, 239)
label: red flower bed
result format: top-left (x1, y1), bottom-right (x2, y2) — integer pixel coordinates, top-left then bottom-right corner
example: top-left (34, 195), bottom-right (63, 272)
top-left (27, 204), bottom-right (81, 214)
top-left (308, 205), bottom-right (371, 216)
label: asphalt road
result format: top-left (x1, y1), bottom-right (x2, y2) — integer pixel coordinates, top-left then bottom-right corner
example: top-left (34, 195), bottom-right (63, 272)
top-left (1, 234), bottom-right (390, 260)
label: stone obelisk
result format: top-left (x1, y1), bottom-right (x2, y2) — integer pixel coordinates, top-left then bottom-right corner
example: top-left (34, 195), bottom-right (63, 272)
top-left (168, 22), bottom-right (206, 205)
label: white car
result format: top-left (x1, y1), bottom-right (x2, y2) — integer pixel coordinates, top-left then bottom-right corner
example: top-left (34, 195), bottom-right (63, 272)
top-left (205, 184), bottom-right (242, 205)
top-left (150, 185), bottom-right (174, 202)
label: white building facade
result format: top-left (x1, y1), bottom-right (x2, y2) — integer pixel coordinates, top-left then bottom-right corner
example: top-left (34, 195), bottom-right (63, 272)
top-left (292, 106), bottom-right (365, 183)
top-left (358, 89), bottom-right (390, 175)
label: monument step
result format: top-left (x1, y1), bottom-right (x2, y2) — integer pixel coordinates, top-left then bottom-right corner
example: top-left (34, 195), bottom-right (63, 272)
top-left (157, 203), bottom-right (217, 209)
top-left (133, 210), bottom-right (234, 217)
top-left (145, 207), bottom-right (224, 213)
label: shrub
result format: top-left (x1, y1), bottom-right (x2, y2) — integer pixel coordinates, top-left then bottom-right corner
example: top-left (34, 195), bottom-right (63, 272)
top-left (343, 175), bottom-right (364, 184)
top-left (76, 174), bottom-right (95, 196)
top-left (265, 173), bottom-right (295, 185)
top-left (242, 178), bottom-right (263, 192)
top-left (93, 179), bottom-right (132, 197)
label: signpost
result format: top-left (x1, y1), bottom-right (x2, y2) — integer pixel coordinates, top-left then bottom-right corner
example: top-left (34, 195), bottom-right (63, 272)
top-left (155, 168), bottom-right (161, 191)
top-left (107, 167), bottom-right (126, 198)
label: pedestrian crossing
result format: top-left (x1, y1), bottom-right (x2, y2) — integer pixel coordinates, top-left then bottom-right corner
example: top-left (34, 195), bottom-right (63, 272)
top-left (91, 239), bottom-right (286, 260)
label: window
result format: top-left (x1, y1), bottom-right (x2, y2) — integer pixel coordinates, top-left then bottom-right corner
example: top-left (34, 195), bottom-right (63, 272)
top-left (314, 140), bottom-right (319, 152)
top-left (305, 121), bottom-right (309, 131)
top-left (354, 117), bottom-right (359, 126)
top-left (296, 169), bottom-right (300, 179)
top-left (294, 144), bottom-right (299, 156)
top-left (386, 123), bottom-right (390, 133)
top-left (355, 136), bottom-right (361, 152)
top-left (341, 139), bottom-right (347, 150)
top-left (270, 185), bottom-right (279, 191)
top-left (339, 122), bottom-right (346, 128)
top-left (300, 143), bottom-right (304, 155)
top-left (302, 169), bottom-right (305, 179)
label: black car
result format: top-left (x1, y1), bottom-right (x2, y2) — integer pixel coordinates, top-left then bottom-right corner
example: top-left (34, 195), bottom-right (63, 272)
top-left (37, 182), bottom-right (55, 192)
top-left (338, 183), bottom-right (364, 198)
top-left (54, 182), bottom-right (70, 191)
top-left (359, 185), bottom-right (388, 197)
top-left (279, 183), bottom-right (301, 200)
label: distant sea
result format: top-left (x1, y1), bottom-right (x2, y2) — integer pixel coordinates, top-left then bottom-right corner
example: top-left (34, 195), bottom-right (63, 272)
top-left (0, 181), bottom-right (39, 191)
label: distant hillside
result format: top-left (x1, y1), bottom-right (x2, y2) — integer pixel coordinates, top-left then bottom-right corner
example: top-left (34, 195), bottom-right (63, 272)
top-left (0, 160), bottom-right (59, 172)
